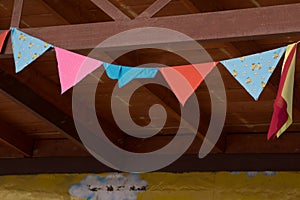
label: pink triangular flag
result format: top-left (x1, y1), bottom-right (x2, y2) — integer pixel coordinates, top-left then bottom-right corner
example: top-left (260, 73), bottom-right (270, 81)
top-left (55, 47), bottom-right (102, 93)
top-left (0, 30), bottom-right (10, 53)
top-left (160, 62), bottom-right (218, 105)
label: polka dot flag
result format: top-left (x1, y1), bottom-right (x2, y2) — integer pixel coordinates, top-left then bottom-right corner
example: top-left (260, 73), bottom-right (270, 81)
top-left (10, 28), bottom-right (53, 73)
top-left (220, 46), bottom-right (287, 100)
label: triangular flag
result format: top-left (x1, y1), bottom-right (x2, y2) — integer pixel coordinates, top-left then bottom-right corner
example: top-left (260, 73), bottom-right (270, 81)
top-left (267, 43), bottom-right (297, 140)
top-left (0, 30), bottom-right (10, 53)
top-left (159, 62), bottom-right (218, 105)
top-left (10, 28), bottom-right (53, 72)
top-left (103, 62), bottom-right (158, 87)
top-left (220, 46), bottom-right (287, 100)
top-left (55, 47), bottom-right (102, 93)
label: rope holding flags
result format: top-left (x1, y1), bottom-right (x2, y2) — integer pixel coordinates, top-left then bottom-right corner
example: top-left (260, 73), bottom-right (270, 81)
top-left (0, 27), bottom-right (298, 140)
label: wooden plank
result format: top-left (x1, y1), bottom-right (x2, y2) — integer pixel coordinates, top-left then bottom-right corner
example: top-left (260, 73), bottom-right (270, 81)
top-left (226, 133), bottom-right (300, 154)
top-left (41, 0), bottom-right (112, 24)
top-left (124, 134), bottom-right (224, 154)
top-left (33, 139), bottom-right (90, 157)
top-left (136, 0), bottom-right (172, 18)
top-left (143, 84), bottom-right (225, 153)
top-left (90, 0), bottom-right (130, 21)
top-left (10, 0), bottom-right (23, 27)
top-left (103, 52), bottom-right (225, 153)
top-left (0, 59), bottom-right (126, 150)
top-left (3, 3), bottom-right (300, 53)
top-left (0, 120), bottom-right (33, 156)
top-left (1, 153), bottom-right (300, 174)
top-left (0, 142), bottom-right (24, 158)
top-left (0, 66), bottom-right (83, 146)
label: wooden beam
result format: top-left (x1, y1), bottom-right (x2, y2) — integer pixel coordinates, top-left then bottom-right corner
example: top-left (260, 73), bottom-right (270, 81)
top-left (143, 85), bottom-right (225, 153)
top-left (37, 0), bottom-right (69, 24)
top-left (0, 65), bottom-right (83, 147)
top-left (10, 0), bottom-right (23, 27)
top-left (136, 0), bottom-right (172, 19)
top-left (0, 120), bottom-right (33, 156)
top-left (1, 153), bottom-right (300, 174)
top-left (0, 142), bottom-right (24, 158)
top-left (90, 0), bottom-right (130, 21)
top-left (179, 0), bottom-right (199, 13)
top-left (41, 0), bottom-right (112, 24)
top-left (109, 0), bottom-right (138, 18)
top-left (105, 52), bottom-right (225, 153)
top-left (0, 58), bottom-right (126, 150)
top-left (33, 139), bottom-right (90, 157)
top-left (226, 133), bottom-right (300, 153)
top-left (3, 3), bottom-right (300, 53)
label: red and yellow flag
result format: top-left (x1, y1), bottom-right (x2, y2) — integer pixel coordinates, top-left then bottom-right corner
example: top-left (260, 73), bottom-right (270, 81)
top-left (267, 43), bottom-right (298, 139)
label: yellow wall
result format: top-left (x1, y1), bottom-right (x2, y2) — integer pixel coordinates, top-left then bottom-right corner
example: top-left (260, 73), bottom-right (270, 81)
top-left (0, 172), bottom-right (299, 200)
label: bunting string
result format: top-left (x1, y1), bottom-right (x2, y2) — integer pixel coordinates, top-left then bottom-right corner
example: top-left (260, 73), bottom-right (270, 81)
top-left (0, 27), bottom-right (299, 139)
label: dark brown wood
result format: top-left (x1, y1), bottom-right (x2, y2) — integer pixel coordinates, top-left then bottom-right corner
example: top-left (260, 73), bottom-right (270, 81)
top-left (0, 120), bottom-right (33, 156)
top-left (1, 153), bottom-right (300, 174)
top-left (105, 53), bottom-right (224, 153)
top-left (3, 3), bottom-right (300, 53)
top-left (136, 0), bottom-right (172, 19)
top-left (10, 0), bottom-right (24, 27)
top-left (90, 0), bottom-right (130, 21)
top-left (226, 133), bottom-right (300, 153)
top-left (41, 0), bottom-right (112, 24)
top-left (0, 141), bottom-right (25, 158)
top-left (0, 67), bottom-right (83, 146)
top-left (33, 139), bottom-right (90, 157)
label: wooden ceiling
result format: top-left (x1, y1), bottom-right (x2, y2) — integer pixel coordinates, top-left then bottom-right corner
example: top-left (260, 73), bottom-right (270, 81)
top-left (0, 0), bottom-right (300, 174)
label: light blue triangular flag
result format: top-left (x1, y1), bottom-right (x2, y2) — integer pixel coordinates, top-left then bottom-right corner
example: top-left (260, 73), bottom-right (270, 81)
top-left (103, 62), bottom-right (158, 87)
top-left (11, 28), bottom-right (53, 73)
top-left (220, 46), bottom-right (286, 100)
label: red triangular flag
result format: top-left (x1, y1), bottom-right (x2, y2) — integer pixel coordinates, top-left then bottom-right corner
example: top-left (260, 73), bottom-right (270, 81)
top-left (159, 62), bottom-right (218, 105)
top-left (0, 30), bottom-right (10, 53)
top-left (55, 47), bottom-right (102, 93)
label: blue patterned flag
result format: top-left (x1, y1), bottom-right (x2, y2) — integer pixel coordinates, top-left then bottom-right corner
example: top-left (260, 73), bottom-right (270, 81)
top-left (220, 46), bottom-right (287, 100)
top-left (11, 28), bottom-right (53, 73)
top-left (103, 62), bottom-right (158, 87)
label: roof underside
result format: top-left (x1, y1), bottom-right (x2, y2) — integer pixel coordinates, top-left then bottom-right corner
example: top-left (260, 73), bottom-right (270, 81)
top-left (0, 0), bottom-right (300, 174)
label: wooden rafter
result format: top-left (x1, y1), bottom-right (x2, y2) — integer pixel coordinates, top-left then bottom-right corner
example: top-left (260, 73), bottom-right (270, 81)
top-left (3, 3), bottom-right (299, 54)
top-left (0, 120), bottom-right (33, 156)
top-left (90, 0), bottom-right (130, 21)
top-left (0, 58), bottom-right (126, 150)
top-left (10, 0), bottom-right (23, 28)
top-left (0, 64), bottom-right (82, 147)
top-left (136, 0), bottom-right (172, 19)
top-left (103, 52), bottom-right (225, 153)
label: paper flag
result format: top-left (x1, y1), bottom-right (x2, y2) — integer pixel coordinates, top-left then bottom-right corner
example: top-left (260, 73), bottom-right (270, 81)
top-left (103, 62), bottom-right (158, 87)
top-left (0, 30), bottom-right (10, 53)
top-left (267, 43), bottom-right (297, 139)
top-left (220, 46), bottom-right (287, 100)
top-left (159, 62), bottom-right (218, 105)
top-left (10, 28), bottom-right (53, 73)
top-left (55, 47), bottom-right (102, 93)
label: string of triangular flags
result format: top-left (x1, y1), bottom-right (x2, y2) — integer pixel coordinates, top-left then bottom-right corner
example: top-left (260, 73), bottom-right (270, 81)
top-left (0, 28), bottom-right (298, 140)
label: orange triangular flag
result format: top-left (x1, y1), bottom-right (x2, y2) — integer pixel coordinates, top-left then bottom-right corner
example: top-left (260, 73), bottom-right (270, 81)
top-left (0, 30), bottom-right (10, 53)
top-left (159, 62), bottom-right (218, 105)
